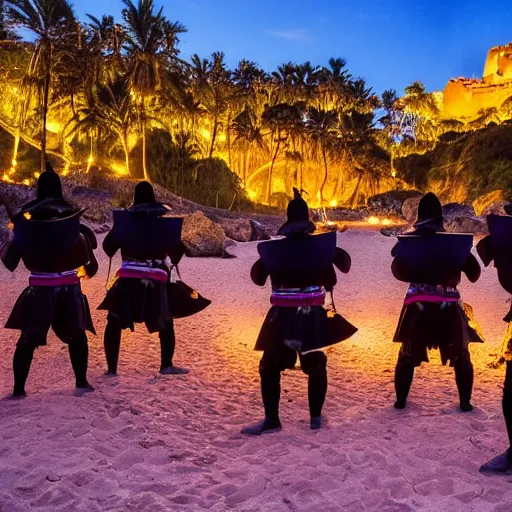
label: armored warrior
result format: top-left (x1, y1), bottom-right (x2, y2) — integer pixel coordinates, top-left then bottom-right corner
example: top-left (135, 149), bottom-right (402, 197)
top-left (242, 188), bottom-right (357, 435)
top-left (391, 193), bottom-right (482, 411)
top-left (1, 164), bottom-right (98, 397)
top-left (478, 206), bottom-right (512, 473)
top-left (98, 181), bottom-right (209, 375)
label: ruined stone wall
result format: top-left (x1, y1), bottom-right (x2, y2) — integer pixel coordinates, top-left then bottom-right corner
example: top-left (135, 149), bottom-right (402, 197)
top-left (443, 43), bottom-right (512, 119)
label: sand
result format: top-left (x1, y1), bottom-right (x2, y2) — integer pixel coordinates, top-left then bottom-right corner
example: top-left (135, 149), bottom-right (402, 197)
top-left (0, 229), bottom-right (511, 511)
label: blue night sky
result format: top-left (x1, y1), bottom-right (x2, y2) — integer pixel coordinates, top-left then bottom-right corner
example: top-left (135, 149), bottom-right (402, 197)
top-left (76, 0), bottom-right (512, 95)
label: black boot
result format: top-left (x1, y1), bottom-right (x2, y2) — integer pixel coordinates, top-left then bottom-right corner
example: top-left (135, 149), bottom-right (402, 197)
top-left (242, 355), bottom-right (282, 435)
top-left (481, 383), bottom-right (512, 472)
top-left (104, 317), bottom-right (122, 375)
top-left (394, 361), bottom-right (414, 409)
top-left (159, 323), bottom-right (188, 374)
top-left (455, 360), bottom-right (474, 412)
top-left (302, 352), bottom-right (328, 430)
top-left (480, 449), bottom-right (512, 473)
top-left (69, 333), bottom-right (94, 394)
top-left (12, 341), bottom-right (35, 398)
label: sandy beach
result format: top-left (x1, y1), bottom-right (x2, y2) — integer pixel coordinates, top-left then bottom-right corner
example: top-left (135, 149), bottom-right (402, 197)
top-left (0, 229), bottom-right (511, 511)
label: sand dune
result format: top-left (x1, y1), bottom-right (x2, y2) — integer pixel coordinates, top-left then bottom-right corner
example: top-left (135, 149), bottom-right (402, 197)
top-left (1, 230), bottom-right (511, 511)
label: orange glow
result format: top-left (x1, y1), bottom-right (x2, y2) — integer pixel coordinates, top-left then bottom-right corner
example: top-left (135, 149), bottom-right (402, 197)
top-left (329, 199), bottom-right (338, 207)
top-left (247, 189), bottom-right (257, 200)
top-left (367, 216), bottom-right (380, 225)
top-left (110, 162), bottom-right (129, 176)
top-left (23, 212), bottom-right (31, 220)
top-left (391, 170), bottom-right (396, 178)
top-left (34, 172), bottom-right (40, 179)
top-left (22, 179), bottom-right (30, 186)
top-left (382, 219), bottom-right (392, 226)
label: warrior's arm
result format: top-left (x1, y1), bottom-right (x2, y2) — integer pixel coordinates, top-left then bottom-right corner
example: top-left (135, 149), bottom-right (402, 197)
top-left (102, 229), bottom-right (120, 258)
top-left (169, 242), bottom-right (186, 266)
top-left (251, 259), bottom-right (269, 285)
top-left (333, 247), bottom-right (351, 274)
top-left (80, 224), bottom-right (98, 278)
top-left (463, 253), bottom-right (481, 283)
top-left (476, 235), bottom-right (493, 267)
top-left (0, 240), bottom-right (21, 272)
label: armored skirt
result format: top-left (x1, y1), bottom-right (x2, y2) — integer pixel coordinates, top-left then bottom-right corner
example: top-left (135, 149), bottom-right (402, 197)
top-left (255, 305), bottom-right (357, 359)
top-left (5, 284), bottom-right (95, 344)
top-left (98, 277), bottom-right (171, 333)
top-left (393, 301), bottom-right (483, 367)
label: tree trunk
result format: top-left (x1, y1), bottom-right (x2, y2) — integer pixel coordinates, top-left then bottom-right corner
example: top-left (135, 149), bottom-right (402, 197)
top-left (12, 132), bottom-right (20, 171)
top-left (209, 116), bottom-right (218, 160)
top-left (41, 44), bottom-right (51, 172)
top-left (142, 120), bottom-right (149, 181)
top-left (267, 139), bottom-right (281, 204)
top-left (319, 145), bottom-right (329, 205)
top-left (121, 132), bottom-right (130, 177)
top-left (227, 112), bottom-right (232, 169)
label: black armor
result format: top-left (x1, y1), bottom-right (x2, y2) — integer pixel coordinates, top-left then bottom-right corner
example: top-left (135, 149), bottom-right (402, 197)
top-left (257, 231), bottom-right (336, 274)
top-left (111, 209), bottom-right (183, 261)
top-left (392, 233), bottom-right (473, 285)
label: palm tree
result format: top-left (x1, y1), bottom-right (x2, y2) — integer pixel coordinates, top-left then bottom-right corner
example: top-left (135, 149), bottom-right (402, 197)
top-left (121, 0), bottom-right (186, 180)
top-left (6, 0), bottom-right (76, 171)
top-left (305, 107), bottom-right (339, 205)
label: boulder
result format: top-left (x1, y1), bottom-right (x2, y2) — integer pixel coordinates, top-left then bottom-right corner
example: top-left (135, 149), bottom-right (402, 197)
top-left (402, 197), bottom-right (422, 223)
top-left (0, 205), bottom-right (10, 245)
top-left (444, 215), bottom-right (488, 235)
top-left (68, 186), bottom-right (113, 224)
top-left (182, 211), bottom-right (227, 257)
top-left (0, 183), bottom-right (34, 216)
top-left (472, 190), bottom-right (506, 216)
top-left (481, 201), bottom-right (508, 218)
top-left (249, 220), bottom-right (272, 241)
top-left (442, 203), bottom-right (476, 219)
top-left (442, 203), bottom-right (487, 234)
top-left (367, 190), bottom-right (422, 216)
top-left (220, 218), bottom-right (253, 242)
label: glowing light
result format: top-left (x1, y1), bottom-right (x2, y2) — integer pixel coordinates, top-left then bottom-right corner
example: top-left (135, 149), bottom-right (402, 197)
top-left (22, 179), bottom-right (30, 186)
top-left (88, 155), bottom-right (94, 165)
top-left (391, 170), bottom-right (397, 178)
top-left (217, 133), bottom-right (227, 142)
top-left (11, 159), bottom-right (17, 168)
top-left (46, 121), bottom-right (61, 133)
top-left (200, 128), bottom-right (211, 139)
top-left (329, 200), bottom-right (338, 208)
top-left (110, 162), bottom-right (129, 176)
top-left (34, 172), bottom-right (40, 179)
top-left (23, 212), bottom-right (31, 220)
top-left (2, 173), bottom-right (12, 183)
top-left (368, 216), bottom-right (380, 225)
top-left (382, 219), bottom-right (392, 226)
top-left (247, 189), bottom-right (257, 200)
top-left (327, 221), bottom-right (335, 226)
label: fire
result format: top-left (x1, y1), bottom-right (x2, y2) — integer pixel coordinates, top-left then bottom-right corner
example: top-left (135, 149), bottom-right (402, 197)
top-left (2, 173), bottom-right (13, 183)
top-left (23, 212), bottom-right (31, 220)
top-left (382, 219), bottom-right (392, 226)
top-left (391, 170), bottom-right (397, 178)
top-left (247, 189), bottom-right (257, 200)
top-left (368, 216), bottom-right (380, 225)
top-left (329, 199), bottom-right (338, 207)
top-left (22, 179), bottom-right (30, 186)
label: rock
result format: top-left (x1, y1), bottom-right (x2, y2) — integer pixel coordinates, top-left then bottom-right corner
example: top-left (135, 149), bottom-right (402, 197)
top-left (472, 190), bottom-right (506, 216)
top-left (0, 183), bottom-right (35, 216)
top-left (68, 186), bottom-right (113, 224)
top-left (481, 201), bottom-right (508, 218)
top-left (380, 226), bottom-right (407, 237)
top-left (444, 215), bottom-right (488, 235)
top-left (367, 190), bottom-right (422, 216)
top-left (442, 203), bottom-right (476, 219)
top-left (402, 197), bottom-right (422, 223)
top-left (0, 205), bottom-right (10, 245)
top-left (249, 220), bottom-right (272, 241)
top-left (182, 211), bottom-right (227, 257)
top-left (220, 218), bottom-right (253, 242)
